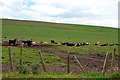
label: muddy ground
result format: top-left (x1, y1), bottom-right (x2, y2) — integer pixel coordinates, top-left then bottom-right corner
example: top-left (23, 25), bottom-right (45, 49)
top-left (2, 44), bottom-right (120, 74)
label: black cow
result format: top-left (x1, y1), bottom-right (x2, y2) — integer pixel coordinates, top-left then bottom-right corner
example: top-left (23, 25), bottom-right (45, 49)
top-left (9, 39), bottom-right (17, 46)
top-left (51, 40), bottom-right (55, 44)
top-left (100, 44), bottom-right (108, 46)
top-left (61, 42), bottom-right (75, 46)
top-left (115, 43), bottom-right (120, 46)
top-left (22, 40), bottom-right (32, 46)
top-left (61, 42), bottom-right (69, 45)
top-left (67, 43), bottom-right (75, 46)
top-left (108, 44), bottom-right (114, 46)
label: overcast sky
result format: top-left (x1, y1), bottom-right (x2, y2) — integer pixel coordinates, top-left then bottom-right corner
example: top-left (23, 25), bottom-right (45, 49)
top-left (0, 0), bottom-right (119, 28)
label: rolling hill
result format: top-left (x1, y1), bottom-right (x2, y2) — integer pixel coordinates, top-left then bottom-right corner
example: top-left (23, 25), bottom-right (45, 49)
top-left (2, 19), bottom-right (118, 43)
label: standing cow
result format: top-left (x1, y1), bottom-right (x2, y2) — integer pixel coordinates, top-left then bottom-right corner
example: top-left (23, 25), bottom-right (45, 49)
top-left (9, 39), bottom-right (17, 46)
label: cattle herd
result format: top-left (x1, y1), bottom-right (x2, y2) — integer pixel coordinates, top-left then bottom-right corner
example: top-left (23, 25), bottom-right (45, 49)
top-left (1, 37), bottom-right (120, 47)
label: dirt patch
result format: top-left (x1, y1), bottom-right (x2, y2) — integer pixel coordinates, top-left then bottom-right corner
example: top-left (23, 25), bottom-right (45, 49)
top-left (2, 64), bottom-right (11, 72)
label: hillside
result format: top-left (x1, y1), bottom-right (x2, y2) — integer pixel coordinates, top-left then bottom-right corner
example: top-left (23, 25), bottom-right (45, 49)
top-left (2, 19), bottom-right (118, 43)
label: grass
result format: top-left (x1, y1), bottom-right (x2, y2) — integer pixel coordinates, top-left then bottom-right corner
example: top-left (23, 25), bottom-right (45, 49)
top-left (54, 45), bottom-right (119, 55)
top-left (2, 72), bottom-right (120, 78)
top-left (2, 19), bottom-right (118, 43)
top-left (2, 46), bottom-right (64, 66)
top-left (1, 19), bottom-right (119, 78)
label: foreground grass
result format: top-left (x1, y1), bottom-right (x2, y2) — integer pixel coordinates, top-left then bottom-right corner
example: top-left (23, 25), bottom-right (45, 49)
top-left (2, 72), bottom-right (120, 78)
top-left (2, 46), bottom-right (63, 66)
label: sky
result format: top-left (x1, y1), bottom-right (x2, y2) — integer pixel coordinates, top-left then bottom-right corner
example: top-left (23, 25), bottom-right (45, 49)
top-left (0, 0), bottom-right (119, 28)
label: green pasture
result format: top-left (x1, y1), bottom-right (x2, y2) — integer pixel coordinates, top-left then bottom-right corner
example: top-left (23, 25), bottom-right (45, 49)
top-left (2, 72), bottom-right (120, 78)
top-left (2, 46), bottom-right (63, 66)
top-left (1, 46), bottom-right (120, 79)
top-left (55, 45), bottom-right (119, 55)
top-left (1, 19), bottom-right (120, 78)
top-left (2, 19), bottom-right (118, 43)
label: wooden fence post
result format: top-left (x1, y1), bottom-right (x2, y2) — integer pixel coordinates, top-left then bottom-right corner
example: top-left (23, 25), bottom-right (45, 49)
top-left (19, 45), bottom-right (23, 66)
top-left (73, 55), bottom-right (85, 72)
top-left (38, 50), bottom-right (46, 72)
top-left (102, 53), bottom-right (109, 74)
top-left (8, 46), bottom-right (13, 71)
top-left (67, 52), bottom-right (70, 74)
top-left (111, 48), bottom-right (116, 71)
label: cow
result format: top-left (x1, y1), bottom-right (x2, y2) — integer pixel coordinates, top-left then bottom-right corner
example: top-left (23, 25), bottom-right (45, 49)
top-left (95, 42), bottom-right (101, 45)
top-left (22, 40), bottom-right (32, 47)
top-left (75, 43), bottom-right (80, 46)
top-left (9, 39), bottom-right (17, 46)
top-left (100, 43), bottom-right (108, 46)
top-left (61, 42), bottom-right (69, 45)
top-left (115, 43), bottom-right (120, 46)
top-left (60, 42), bottom-right (75, 46)
top-left (51, 40), bottom-right (55, 44)
top-left (43, 42), bottom-right (48, 44)
top-left (108, 44), bottom-right (114, 46)
top-left (66, 43), bottom-right (75, 46)
top-left (80, 42), bottom-right (89, 46)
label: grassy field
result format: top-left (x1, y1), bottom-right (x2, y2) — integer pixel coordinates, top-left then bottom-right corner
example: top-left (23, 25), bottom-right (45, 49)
top-left (55, 45), bottom-right (119, 55)
top-left (2, 19), bottom-right (118, 43)
top-left (2, 46), bottom-right (63, 66)
top-left (2, 72), bottom-right (120, 78)
top-left (1, 19), bottom-right (119, 78)
top-left (1, 46), bottom-right (120, 78)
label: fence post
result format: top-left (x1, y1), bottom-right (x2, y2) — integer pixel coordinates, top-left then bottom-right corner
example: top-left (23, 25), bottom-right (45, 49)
top-left (19, 45), bottom-right (23, 66)
top-left (38, 50), bottom-right (46, 72)
top-left (73, 55), bottom-right (85, 72)
top-left (8, 46), bottom-right (13, 71)
top-left (111, 48), bottom-right (116, 71)
top-left (67, 52), bottom-right (70, 74)
top-left (102, 53), bottom-right (109, 74)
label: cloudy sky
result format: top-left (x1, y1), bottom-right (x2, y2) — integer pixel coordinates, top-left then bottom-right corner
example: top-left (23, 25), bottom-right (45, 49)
top-left (0, 0), bottom-right (119, 28)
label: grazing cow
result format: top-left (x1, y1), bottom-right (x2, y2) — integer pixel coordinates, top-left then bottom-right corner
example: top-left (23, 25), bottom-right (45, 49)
top-left (51, 40), bottom-right (55, 44)
top-left (74, 42), bottom-right (89, 46)
top-left (61, 42), bottom-right (75, 46)
top-left (32, 41), bottom-right (37, 46)
top-left (32, 41), bottom-right (48, 46)
top-left (43, 42), bottom-right (48, 44)
top-left (61, 42), bottom-right (69, 45)
top-left (100, 43), bottom-right (108, 46)
top-left (108, 44), bottom-right (114, 46)
top-left (32, 41), bottom-right (41, 46)
top-left (95, 42), bottom-right (101, 45)
top-left (115, 43), bottom-right (120, 46)
top-left (80, 42), bottom-right (89, 46)
top-left (22, 40), bottom-right (32, 47)
top-left (9, 39), bottom-right (17, 46)
top-left (75, 43), bottom-right (80, 46)
top-left (16, 40), bottom-right (23, 46)
top-left (67, 43), bottom-right (75, 46)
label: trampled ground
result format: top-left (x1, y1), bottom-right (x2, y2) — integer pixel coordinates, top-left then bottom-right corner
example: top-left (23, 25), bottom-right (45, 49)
top-left (2, 45), bottom-right (120, 74)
